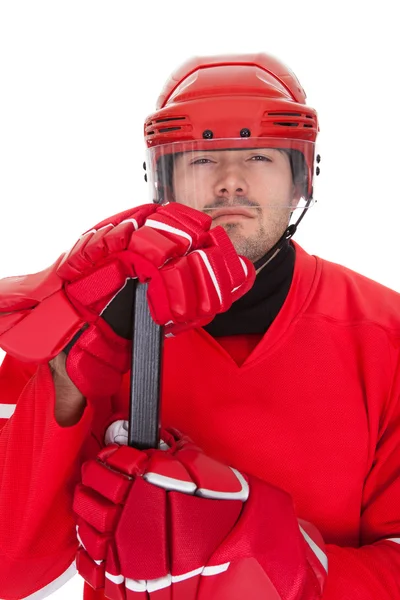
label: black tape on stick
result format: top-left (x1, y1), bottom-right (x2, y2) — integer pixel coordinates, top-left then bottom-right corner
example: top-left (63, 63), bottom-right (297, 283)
top-left (128, 281), bottom-right (163, 450)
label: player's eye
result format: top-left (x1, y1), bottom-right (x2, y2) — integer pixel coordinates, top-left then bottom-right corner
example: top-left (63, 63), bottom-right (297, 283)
top-left (249, 155), bottom-right (272, 162)
top-left (190, 158), bottom-right (213, 165)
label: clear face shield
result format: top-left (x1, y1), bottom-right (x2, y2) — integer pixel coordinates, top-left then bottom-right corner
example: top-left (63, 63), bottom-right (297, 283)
top-left (146, 138), bottom-right (318, 218)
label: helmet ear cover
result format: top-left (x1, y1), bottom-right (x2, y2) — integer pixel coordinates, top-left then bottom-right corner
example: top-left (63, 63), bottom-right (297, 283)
top-left (153, 148), bottom-right (309, 205)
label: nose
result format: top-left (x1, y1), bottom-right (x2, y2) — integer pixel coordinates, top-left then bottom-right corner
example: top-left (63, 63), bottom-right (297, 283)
top-left (214, 163), bottom-right (248, 199)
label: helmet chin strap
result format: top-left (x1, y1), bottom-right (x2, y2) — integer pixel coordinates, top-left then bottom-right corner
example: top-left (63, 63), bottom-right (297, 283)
top-left (253, 197), bottom-right (313, 271)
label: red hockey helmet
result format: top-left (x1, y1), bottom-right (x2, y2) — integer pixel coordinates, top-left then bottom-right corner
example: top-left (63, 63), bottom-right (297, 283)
top-left (144, 53), bottom-right (320, 211)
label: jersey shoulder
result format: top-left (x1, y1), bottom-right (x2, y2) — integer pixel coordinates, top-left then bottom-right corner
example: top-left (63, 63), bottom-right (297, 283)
top-left (304, 252), bottom-right (400, 335)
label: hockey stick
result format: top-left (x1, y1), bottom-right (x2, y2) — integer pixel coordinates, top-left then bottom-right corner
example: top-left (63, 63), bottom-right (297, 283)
top-left (128, 281), bottom-right (163, 450)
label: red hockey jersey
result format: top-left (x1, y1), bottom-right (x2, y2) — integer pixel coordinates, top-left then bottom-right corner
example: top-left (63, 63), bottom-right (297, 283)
top-left (1, 241), bottom-right (400, 599)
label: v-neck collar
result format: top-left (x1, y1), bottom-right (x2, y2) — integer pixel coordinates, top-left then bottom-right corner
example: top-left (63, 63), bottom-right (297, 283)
top-left (194, 241), bottom-right (321, 369)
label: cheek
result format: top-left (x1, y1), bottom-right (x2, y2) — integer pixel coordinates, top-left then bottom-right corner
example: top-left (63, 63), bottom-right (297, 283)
top-left (192, 170), bottom-right (214, 193)
top-left (258, 172), bottom-right (294, 204)
top-left (173, 170), bottom-right (214, 208)
top-left (259, 205), bottom-right (290, 226)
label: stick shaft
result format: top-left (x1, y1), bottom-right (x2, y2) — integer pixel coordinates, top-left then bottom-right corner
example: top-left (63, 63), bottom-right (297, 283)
top-left (128, 281), bottom-right (163, 449)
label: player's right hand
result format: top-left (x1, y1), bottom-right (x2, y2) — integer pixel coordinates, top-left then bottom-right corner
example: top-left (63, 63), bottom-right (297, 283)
top-left (74, 428), bottom-right (327, 599)
top-left (0, 203), bottom-right (255, 400)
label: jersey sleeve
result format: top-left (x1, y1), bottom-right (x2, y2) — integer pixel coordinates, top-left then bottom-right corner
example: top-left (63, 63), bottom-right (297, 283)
top-left (0, 353), bottom-right (37, 430)
top-left (0, 354), bottom-right (97, 600)
top-left (322, 367), bottom-right (400, 599)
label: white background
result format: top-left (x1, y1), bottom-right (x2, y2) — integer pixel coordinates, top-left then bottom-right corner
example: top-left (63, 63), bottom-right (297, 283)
top-left (0, 1), bottom-right (399, 597)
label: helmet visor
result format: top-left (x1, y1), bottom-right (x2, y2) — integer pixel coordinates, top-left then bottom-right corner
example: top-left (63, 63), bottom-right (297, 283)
top-left (147, 137), bottom-right (317, 214)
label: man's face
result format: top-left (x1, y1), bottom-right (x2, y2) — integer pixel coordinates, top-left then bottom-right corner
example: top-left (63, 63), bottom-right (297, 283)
top-left (172, 148), bottom-right (300, 262)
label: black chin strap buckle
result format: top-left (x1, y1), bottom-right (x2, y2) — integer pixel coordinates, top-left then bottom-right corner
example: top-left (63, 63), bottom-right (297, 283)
top-left (285, 224), bottom-right (297, 239)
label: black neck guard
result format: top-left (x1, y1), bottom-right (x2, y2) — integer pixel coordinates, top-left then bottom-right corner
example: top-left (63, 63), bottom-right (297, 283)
top-left (204, 241), bottom-right (295, 337)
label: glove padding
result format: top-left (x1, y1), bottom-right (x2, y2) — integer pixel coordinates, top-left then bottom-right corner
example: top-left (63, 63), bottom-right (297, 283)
top-left (0, 203), bottom-right (255, 398)
top-left (73, 428), bottom-right (327, 599)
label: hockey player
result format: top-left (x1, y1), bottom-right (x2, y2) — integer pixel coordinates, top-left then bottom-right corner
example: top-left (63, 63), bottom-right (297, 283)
top-left (0, 53), bottom-right (400, 599)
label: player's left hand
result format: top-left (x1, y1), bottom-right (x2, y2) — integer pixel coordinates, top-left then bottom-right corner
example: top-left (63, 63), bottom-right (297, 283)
top-left (73, 428), bottom-right (327, 599)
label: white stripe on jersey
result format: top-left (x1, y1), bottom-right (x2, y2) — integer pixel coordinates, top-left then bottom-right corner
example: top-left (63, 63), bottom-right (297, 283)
top-left (299, 525), bottom-right (328, 572)
top-left (19, 560), bottom-right (77, 599)
top-left (0, 403), bottom-right (16, 419)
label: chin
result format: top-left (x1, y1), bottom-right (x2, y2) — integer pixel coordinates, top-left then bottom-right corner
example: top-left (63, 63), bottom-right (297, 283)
top-left (214, 222), bottom-right (273, 263)
top-left (231, 240), bottom-right (268, 263)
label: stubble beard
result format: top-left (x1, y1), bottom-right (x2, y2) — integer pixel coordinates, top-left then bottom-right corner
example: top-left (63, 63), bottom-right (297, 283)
top-left (219, 210), bottom-right (292, 263)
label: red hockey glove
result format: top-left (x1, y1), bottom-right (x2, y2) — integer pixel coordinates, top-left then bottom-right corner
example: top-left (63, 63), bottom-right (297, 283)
top-left (73, 429), bottom-right (327, 599)
top-left (0, 203), bottom-right (254, 399)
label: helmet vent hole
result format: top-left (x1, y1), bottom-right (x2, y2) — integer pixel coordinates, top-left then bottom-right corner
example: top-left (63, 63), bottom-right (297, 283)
top-left (158, 127), bottom-right (182, 133)
top-left (268, 112), bottom-right (302, 117)
top-left (155, 117), bottom-right (186, 123)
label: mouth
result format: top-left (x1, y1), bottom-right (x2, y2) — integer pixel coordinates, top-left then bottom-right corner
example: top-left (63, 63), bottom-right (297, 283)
top-left (211, 208), bottom-right (256, 220)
